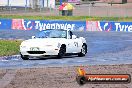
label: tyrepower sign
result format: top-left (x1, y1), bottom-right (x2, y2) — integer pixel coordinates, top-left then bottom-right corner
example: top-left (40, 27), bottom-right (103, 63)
top-left (114, 22), bottom-right (132, 32)
top-left (11, 19), bottom-right (86, 31)
top-left (97, 21), bottom-right (132, 32)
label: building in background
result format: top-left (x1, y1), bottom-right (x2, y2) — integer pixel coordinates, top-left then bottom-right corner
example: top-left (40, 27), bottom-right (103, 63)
top-left (0, 0), bottom-right (55, 9)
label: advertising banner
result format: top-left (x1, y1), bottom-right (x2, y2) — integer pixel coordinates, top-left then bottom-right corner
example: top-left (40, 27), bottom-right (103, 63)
top-left (86, 21), bottom-right (132, 32)
top-left (86, 21), bottom-right (100, 31)
top-left (11, 19), bottom-right (86, 31)
top-left (12, 19), bottom-right (33, 30)
top-left (0, 19), bottom-right (12, 30)
top-left (97, 21), bottom-right (132, 32)
top-left (0, 18), bottom-right (132, 32)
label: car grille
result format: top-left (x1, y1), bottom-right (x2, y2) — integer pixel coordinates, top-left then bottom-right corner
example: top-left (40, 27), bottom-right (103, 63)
top-left (27, 51), bottom-right (46, 54)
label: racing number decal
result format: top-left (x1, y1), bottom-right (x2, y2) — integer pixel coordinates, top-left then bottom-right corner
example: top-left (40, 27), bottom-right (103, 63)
top-left (74, 42), bottom-right (78, 47)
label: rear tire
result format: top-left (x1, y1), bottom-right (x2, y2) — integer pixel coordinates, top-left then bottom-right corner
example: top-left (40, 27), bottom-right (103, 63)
top-left (78, 44), bottom-right (87, 57)
top-left (20, 54), bottom-right (29, 60)
top-left (57, 45), bottom-right (66, 59)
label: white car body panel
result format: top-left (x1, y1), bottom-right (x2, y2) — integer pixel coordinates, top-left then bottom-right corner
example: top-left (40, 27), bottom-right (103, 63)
top-left (20, 29), bottom-right (87, 58)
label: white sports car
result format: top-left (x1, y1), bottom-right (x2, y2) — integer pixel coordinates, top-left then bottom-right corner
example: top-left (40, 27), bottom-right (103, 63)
top-left (20, 29), bottom-right (87, 60)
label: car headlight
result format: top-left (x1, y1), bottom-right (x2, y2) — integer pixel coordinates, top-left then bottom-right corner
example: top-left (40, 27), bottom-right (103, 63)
top-left (20, 45), bottom-right (27, 48)
top-left (20, 41), bottom-right (29, 48)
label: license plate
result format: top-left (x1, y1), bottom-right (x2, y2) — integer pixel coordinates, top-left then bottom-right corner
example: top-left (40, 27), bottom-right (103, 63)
top-left (30, 47), bottom-right (39, 51)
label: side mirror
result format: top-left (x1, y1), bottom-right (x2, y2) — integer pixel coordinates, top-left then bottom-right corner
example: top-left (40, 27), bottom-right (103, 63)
top-left (32, 36), bottom-right (35, 39)
top-left (72, 35), bottom-right (77, 39)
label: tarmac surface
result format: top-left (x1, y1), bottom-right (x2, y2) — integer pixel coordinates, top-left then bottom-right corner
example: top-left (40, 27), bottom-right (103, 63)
top-left (0, 30), bottom-right (132, 68)
top-left (0, 31), bottom-right (132, 88)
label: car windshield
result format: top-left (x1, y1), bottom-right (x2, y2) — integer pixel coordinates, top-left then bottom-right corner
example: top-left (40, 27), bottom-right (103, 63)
top-left (36, 29), bottom-right (67, 38)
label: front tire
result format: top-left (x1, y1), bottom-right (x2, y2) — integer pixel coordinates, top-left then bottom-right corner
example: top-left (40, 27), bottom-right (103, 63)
top-left (57, 45), bottom-right (66, 59)
top-left (78, 44), bottom-right (87, 57)
top-left (20, 54), bottom-right (29, 60)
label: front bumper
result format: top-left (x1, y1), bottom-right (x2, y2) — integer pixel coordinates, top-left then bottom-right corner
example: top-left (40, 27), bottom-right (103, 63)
top-left (20, 46), bottom-right (60, 57)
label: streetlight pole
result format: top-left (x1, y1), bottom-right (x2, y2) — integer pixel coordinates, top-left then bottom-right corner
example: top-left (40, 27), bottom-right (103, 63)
top-left (25, 0), bottom-right (28, 12)
top-left (89, 3), bottom-right (91, 16)
top-left (7, 0), bottom-right (9, 6)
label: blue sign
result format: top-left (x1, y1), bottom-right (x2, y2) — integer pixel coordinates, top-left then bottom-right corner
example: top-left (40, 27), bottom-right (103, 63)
top-left (0, 18), bottom-right (132, 32)
top-left (0, 19), bottom-right (12, 30)
top-left (11, 19), bottom-right (86, 31)
top-left (98, 21), bottom-right (132, 32)
top-left (114, 22), bottom-right (132, 32)
top-left (33, 20), bottom-right (86, 31)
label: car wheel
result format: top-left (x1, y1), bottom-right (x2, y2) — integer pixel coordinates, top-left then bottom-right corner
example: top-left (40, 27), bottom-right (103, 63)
top-left (78, 44), bottom-right (87, 57)
top-left (57, 45), bottom-right (66, 59)
top-left (20, 54), bottom-right (29, 60)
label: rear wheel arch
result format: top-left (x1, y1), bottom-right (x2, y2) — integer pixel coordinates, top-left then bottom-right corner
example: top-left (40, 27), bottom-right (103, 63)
top-left (78, 43), bottom-right (87, 57)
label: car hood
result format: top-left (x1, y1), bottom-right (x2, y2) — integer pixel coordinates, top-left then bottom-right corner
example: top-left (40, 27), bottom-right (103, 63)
top-left (21, 38), bottom-right (66, 46)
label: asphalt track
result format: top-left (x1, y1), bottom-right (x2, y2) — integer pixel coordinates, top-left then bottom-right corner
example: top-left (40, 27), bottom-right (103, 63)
top-left (0, 30), bottom-right (132, 68)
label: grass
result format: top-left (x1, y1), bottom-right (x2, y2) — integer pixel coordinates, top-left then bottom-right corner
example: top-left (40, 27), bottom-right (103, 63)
top-left (0, 40), bottom-right (21, 56)
top-left (0, 15), bottom-right (132, 21)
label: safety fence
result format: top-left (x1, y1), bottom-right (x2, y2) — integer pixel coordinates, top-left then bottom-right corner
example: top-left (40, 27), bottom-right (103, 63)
top-left (0, 19), bottom-right (132, 32)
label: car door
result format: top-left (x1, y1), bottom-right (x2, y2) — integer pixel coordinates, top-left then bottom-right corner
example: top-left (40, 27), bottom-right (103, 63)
top-left (66, 31), bottom-right (81, 53)
top-left (66, 38), bottom-right (76, 53)
top-left (73, 38), bottom-right (82, 53)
